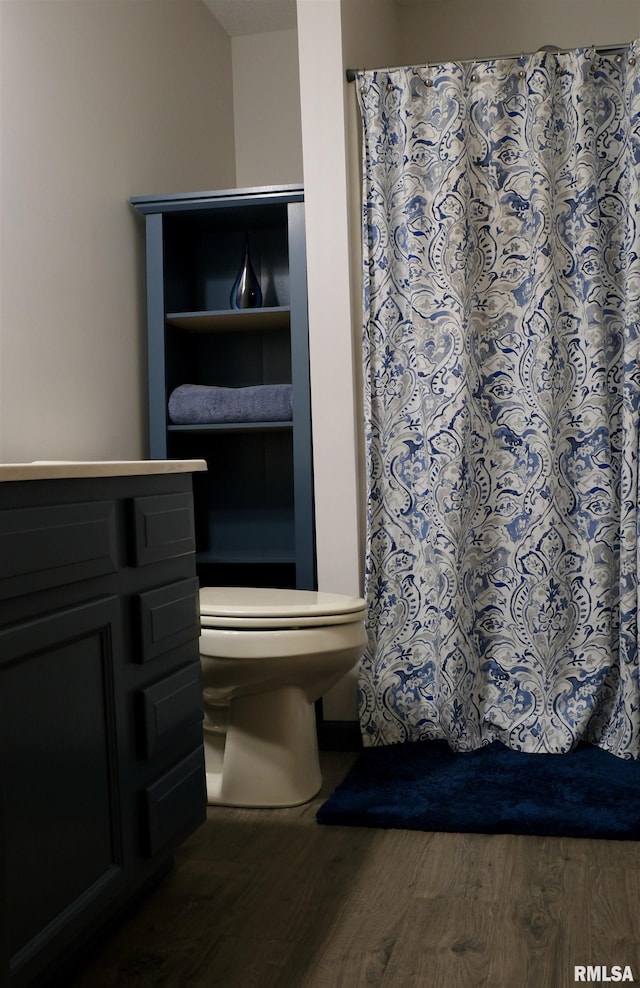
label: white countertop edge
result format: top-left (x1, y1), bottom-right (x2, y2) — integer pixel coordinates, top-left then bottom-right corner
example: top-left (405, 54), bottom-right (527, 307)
top-left (0, 459), bottom-right (208, 482)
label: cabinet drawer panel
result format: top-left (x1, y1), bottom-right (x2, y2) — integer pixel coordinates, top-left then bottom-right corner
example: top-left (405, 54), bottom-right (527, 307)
top-left (136, 577), bottom-right (200, 663)
top-left (0, 597), bottom-right (123, 960)
top-left (130, 492), bottom-right (196, 565)
top-left (142, 747), bottom-right (206, 856)
top-left (139, 663), bottom-right (203, 758)
top-left (0, 501), bottom-right (117, 600)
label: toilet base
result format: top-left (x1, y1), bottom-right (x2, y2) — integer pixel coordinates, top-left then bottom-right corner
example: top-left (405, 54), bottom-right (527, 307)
top-left (203, 685), bottom-right (323, 808)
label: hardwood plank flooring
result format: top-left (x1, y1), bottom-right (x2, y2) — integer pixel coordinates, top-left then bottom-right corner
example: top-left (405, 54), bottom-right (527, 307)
top-left (67, 751), bottom-right (640, 988)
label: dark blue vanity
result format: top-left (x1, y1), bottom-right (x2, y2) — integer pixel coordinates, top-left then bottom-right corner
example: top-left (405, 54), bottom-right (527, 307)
top-left (0, 460), bottom-right (206, 986)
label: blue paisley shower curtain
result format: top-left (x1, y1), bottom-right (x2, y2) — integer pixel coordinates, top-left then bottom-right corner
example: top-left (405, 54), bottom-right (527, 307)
top-left (357, 41), bottom-right (640, 757)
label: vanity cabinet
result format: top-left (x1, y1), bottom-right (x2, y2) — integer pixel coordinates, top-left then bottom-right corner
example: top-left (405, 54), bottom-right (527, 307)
top-left (0, 466), bottom-right (206, 987)
top-left (130, 185), bottom-right (316, 592)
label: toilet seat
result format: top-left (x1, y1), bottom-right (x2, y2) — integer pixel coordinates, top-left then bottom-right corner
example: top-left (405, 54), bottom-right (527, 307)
top-left (199, 586), bottom-right (367, 630)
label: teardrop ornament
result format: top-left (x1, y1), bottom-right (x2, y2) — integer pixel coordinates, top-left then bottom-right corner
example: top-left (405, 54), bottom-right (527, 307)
top-left (230, 237), bottom-right (262, 309)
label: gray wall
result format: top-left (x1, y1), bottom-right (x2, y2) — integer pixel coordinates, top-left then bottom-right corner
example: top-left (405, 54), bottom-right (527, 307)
top-left (0, 0), bottom-right (235, 462)
top-left (397, 0), bottom-right (640, 62)
top-left (232, 29), bottom-right (303, 188)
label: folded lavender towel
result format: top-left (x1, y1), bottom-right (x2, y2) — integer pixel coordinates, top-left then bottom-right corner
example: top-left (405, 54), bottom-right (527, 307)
top-left (168, 383), bottom-right (293, 425)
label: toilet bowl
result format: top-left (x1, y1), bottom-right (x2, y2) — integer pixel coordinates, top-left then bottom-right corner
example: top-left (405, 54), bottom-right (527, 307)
top-left (198, 586), bottom-right (367, 808)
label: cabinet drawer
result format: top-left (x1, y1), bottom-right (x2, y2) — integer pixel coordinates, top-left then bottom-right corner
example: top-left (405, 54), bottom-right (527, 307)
top-left (130, 492), bottom-right (196, 566)
top-left (0, 501), bottom-right (117, 601)
top-left (139, 663), bottom-right (203, 758)
top-left (136, 577), bottom-right (200, 663)
top-left (141, 747), bottom-right (206, 856)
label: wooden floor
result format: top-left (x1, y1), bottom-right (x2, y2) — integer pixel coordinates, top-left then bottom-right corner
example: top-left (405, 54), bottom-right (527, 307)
top-left (67, 751), bottom-right (640, 988)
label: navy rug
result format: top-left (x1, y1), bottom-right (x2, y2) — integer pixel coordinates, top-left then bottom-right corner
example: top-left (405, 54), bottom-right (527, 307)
top-left (317, 740), bottom-right (640, 839)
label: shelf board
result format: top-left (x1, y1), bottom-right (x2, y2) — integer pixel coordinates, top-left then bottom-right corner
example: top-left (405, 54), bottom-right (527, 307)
top-left (196, 549), bottom-right (296, 565)
top-left (130, 184), bottom-right (304, 214)
top-left (166, 307), bottom-right (290, 333)
top-left (168, 421), bottom-right (293, 433)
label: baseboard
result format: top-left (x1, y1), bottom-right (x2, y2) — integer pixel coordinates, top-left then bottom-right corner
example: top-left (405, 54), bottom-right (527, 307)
top-left (316, 716), bottom-right (363, 752)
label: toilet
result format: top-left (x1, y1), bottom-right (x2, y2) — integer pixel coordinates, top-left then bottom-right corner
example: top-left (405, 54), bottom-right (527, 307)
top-left (198, 586), bottom-right (367, 808)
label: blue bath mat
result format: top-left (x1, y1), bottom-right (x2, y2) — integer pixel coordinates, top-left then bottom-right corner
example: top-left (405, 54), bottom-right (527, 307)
top-left (317, 740), bottom-right (640, 839)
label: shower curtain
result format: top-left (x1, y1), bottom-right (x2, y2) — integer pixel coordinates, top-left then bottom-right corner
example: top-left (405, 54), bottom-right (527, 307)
top-left (357, 41), bottom-right (640, 757)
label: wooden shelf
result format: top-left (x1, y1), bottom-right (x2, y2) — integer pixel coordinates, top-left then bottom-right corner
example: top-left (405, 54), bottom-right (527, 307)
top-left (133, 186), bottom-right (315, 590)
top-left (196, 549), bottom-right (296, 565)
top-left (166, 307), bottom-right (290, 333)
top-left (168, 421), bottom-right (293, 433)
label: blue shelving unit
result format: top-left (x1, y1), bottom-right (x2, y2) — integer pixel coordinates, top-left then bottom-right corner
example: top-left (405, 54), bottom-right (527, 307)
top-left (131, 185), bottom-right (316, 591)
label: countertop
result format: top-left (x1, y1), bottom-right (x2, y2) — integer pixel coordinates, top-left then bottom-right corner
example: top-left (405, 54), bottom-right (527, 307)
top-left (0, 460), bottom-right (208, 482)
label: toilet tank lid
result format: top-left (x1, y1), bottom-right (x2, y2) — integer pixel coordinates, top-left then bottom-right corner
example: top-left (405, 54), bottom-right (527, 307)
top-left (199, 586), bottom-right (367, 620)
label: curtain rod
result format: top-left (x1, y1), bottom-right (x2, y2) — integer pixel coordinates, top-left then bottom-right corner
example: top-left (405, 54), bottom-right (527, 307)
top-left (345, 42), bottom-right (632, 82)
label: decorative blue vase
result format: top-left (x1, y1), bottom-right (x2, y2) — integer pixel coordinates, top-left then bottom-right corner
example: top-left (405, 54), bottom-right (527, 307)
top-left (230, 237), bottom-right (262, 309)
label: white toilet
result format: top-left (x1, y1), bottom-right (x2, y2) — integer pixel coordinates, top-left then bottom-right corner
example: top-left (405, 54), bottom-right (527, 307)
top-left (198, 586), bottom-right (367, 808)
